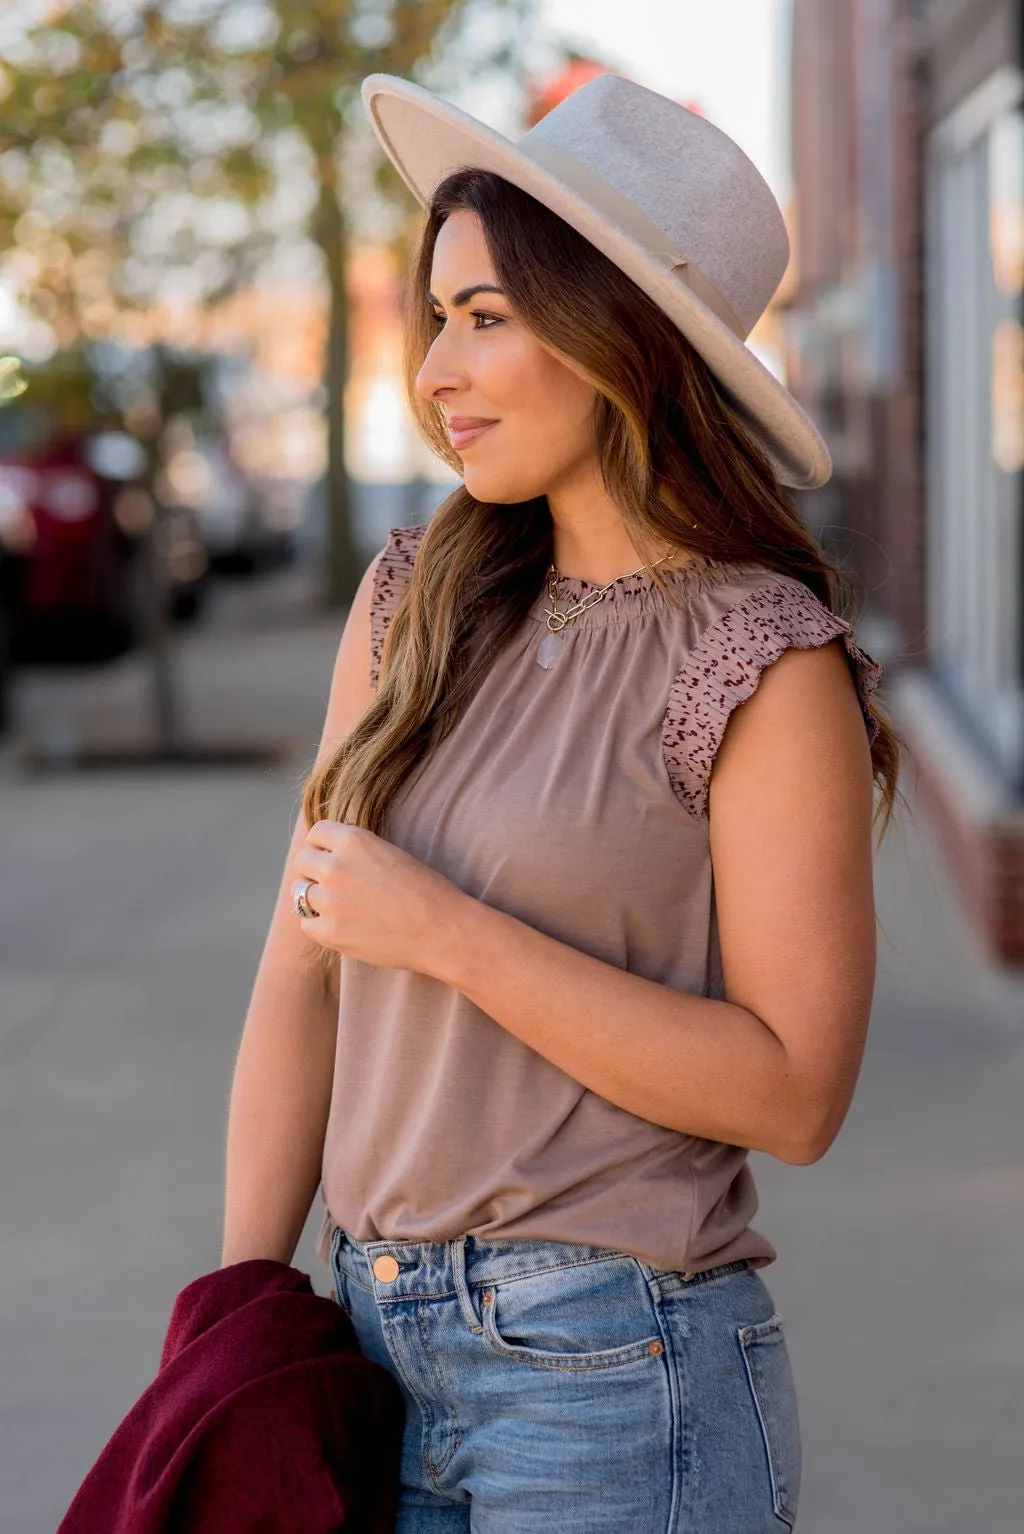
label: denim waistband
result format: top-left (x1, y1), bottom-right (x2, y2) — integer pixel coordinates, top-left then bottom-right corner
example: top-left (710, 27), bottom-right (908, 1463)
top-left (333, 1228), bottom-right (750, 1298)
top-left (675, 1258), bottom-right (751, 1286)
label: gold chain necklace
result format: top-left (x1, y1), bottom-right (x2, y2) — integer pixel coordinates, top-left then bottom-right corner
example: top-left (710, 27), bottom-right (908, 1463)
top-left (537, 545), bottom-right (681, 670)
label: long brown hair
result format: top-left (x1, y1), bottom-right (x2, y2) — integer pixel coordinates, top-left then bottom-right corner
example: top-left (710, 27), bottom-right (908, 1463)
top-left (300, 168), bottom-right (905, 979)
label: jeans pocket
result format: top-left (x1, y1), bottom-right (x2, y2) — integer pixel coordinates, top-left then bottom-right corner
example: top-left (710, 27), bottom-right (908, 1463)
top-left (737, 1313), bottom-right (801, 1528)
top-left (478, 1255), bottom-right (666, 1372)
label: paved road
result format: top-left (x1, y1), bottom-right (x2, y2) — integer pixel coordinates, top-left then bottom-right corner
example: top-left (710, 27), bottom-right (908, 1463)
top-left (1, 562), bottom-right (1021, 1532)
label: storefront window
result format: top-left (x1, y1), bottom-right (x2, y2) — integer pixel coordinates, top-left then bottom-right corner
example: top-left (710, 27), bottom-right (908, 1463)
top-left (926, 79), bottom-right (1023, 786)
top-left (989, 109), bottom-right (1023, 475)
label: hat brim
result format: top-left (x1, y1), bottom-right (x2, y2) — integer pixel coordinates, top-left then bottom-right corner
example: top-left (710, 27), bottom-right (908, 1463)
top-left (362, 73), bottom-right (831, 491)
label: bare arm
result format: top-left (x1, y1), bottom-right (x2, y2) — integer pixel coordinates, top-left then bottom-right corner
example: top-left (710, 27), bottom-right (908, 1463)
top-left (427, 638), bottom-right (877, 1164)
top-left (220, 550), bottom-right (383, 1266)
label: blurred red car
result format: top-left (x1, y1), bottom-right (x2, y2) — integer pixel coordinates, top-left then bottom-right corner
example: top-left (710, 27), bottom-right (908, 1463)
top-left (0, 409), bottom-right (209, 669)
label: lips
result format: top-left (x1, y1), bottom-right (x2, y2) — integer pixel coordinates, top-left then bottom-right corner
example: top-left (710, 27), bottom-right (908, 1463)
top-left (447, 417), bottom-right (498, 451)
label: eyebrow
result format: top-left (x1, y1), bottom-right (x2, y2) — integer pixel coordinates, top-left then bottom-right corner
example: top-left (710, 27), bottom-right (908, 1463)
top-left (426, 284), bottom-right (506, 308)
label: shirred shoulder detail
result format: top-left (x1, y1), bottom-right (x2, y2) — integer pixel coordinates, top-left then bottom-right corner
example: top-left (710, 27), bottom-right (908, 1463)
top-left (369, 522), bottom-right (430, 689)
top-left (662, 578), bottom-right (885, 822)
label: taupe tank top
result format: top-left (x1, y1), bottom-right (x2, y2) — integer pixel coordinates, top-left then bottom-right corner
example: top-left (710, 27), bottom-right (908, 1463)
top-left (315, 522), bottom-right (884, 1274)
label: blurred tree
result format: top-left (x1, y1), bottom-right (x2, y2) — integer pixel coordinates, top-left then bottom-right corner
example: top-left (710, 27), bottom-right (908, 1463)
top-left (0, 0), bottom-right (533, 607)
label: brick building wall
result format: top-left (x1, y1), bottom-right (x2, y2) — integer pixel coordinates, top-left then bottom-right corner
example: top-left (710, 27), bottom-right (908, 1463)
top-left (788, 0), bottom-right (1024, 966)
top-left (787, 0), bottom-right (926, 658)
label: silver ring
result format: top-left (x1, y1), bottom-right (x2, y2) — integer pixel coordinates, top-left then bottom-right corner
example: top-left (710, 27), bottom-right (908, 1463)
top-left (292, 877), bottom-right (318, 919)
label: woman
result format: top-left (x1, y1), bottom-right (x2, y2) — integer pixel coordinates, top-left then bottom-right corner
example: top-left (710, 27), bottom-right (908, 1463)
top-left (222, 71), bottom-right (900, 1531)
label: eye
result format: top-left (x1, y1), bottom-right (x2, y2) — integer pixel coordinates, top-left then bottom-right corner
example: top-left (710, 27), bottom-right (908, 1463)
top-left (428, 310), bottom-right (504, 330)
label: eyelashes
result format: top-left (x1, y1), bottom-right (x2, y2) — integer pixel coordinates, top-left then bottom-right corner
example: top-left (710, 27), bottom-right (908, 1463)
top-left (429, 311), bottom-right (504, 330)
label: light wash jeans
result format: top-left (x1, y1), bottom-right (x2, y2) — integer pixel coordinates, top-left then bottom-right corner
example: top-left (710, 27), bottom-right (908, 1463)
top-left (329, 1227), bottom-right (800, 1531)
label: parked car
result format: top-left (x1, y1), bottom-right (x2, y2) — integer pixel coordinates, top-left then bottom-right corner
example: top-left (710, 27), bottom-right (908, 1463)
top-left (0, 406), bottom-right (209, 668)
top-left (0, 488), bottom-right (32, 734)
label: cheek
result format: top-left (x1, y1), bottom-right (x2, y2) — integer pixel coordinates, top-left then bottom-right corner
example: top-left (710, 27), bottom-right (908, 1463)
top-left (459, 334), bottom-right (597, 500)
top-left (483, 343), bottom-right (594, 449)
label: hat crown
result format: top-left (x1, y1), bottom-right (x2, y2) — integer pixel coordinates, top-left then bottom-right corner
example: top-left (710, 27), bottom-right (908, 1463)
top-left (524, 74), bottom-right (789, 337)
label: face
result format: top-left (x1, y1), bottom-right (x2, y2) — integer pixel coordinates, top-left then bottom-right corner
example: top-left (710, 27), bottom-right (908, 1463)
top-left (415, 209), bottom-right (601, 504)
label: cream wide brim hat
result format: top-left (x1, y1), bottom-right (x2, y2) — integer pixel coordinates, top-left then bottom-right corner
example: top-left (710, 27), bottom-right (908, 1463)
top-left (361, 71), bottom-right (831, 491)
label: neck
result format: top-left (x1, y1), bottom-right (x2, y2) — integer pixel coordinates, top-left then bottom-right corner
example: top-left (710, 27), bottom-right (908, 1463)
top-left (545, 461), bottom-right (687, 585)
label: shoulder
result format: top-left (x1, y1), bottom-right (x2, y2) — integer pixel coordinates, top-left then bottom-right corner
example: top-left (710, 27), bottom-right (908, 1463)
top-left (662, 565), bottom-right (885, 821)
top-left (369, 522), bottom-right (430, 690)
top-left (372, 521), bottom-right (430, 609)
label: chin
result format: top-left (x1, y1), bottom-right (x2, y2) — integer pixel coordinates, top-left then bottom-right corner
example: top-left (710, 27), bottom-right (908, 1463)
top-left (462, 465), bottom-right (547, 505)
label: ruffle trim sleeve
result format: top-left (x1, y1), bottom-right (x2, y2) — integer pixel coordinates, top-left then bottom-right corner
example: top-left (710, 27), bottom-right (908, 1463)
top-left (369, 522), bottom-right (429, 690)
top-left (662, 579), bottom-right (885, 822)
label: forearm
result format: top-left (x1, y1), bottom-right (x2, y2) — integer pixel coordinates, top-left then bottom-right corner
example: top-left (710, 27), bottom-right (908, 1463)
top-left (221, 952), bottom-right (338, 1267)
top-left (429, 893), bottom-right (813, 1163)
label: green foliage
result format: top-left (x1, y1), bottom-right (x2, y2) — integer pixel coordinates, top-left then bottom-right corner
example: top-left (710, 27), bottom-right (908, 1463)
top-left (0, 0), bottom-right (530, 329)
top-left (0, 0), bottom-right (536, 604)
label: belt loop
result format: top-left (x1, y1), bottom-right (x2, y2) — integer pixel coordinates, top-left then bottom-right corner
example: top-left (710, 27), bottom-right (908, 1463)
top-left (450, 1236), bottom-right (483, 1333)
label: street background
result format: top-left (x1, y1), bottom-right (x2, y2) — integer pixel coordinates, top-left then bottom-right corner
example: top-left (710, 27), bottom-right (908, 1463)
top-left (0, 2), bottom-right (1022, 1531)
top-left (2, 553), bottom-right (1022, 1534)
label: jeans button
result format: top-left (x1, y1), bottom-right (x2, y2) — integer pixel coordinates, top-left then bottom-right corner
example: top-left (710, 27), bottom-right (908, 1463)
top-left (373, 1254), bottom-right (400, 1282)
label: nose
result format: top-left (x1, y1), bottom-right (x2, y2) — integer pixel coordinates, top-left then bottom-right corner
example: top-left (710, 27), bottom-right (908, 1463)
top-left (414, 324), bottom-right (466, 403)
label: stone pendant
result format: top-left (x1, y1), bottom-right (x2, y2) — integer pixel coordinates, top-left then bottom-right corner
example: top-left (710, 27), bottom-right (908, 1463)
top-left (537, 630), bottom-right (564, 669)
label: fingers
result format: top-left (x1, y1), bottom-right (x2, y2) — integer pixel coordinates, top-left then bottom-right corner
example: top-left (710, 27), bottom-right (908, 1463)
top-left (291, 845), bottom-right (329, 922)
top-left (292, 845), bottom-right (333, 883)
top-left (291, 876), bottom-right (321, 920)
top-left (305, 819), bottom-right (357, 852)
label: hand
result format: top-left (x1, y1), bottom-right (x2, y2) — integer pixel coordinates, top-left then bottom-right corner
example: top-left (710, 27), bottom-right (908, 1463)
top-left (290, 820), bottom-right (467, 975)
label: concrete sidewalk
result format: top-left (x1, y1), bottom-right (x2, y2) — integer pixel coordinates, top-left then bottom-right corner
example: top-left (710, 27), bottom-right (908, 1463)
top-left (1, 561), bottom-right (1021, 1532)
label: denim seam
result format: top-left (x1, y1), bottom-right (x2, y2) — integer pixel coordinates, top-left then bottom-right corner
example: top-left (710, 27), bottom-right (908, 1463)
top-left (469, 1251), bottom-right (652, 1289)
top-left (650, 1260), bottom-right (751, 1302)
top-left (479, 1283), bottom-right (663, 1373)
top-left (450, 1236), bottom-right (484, 1335)
top-left (737, 1315), bottom-right (796, 1528)
top-left (346, 1249), bottom-right (652, 1299)
top-left (329, 1231), bottom-right (351, 1315)
top-left (373, 1300), bottom-right (451, 1491)
top-left (481, 1332), bottom-right (660, 1373)
top-left (646, 1281), bottom-right (688, 1530)
top-left (339, 1247), bottom-right (746, 1305)
top-left (414, 1297), bottom-right (463, 1484)
top-left (338, 1266), bottom-right (378, 1299)
top-left (681, 1259), bottom-right (751, 1288)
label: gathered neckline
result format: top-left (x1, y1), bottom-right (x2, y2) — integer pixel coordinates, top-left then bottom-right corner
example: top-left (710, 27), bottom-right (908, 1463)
top-left (530, 552), bottom-right (766, 625)
top-left (548, 551), bottom-right (717, 593)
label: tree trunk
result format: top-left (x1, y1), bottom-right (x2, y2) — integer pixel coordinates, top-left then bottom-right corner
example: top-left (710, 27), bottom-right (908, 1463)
top-left (137, 376), bottom-right (183, 753)
top-left (324, 246), bottom-right (359, 609)
top-left (141, 506), bottom-right (182, 751)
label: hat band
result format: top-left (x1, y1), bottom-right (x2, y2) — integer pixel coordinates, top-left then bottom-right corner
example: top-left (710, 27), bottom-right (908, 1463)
top-left (518, 137), bottom-right (748, 342)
